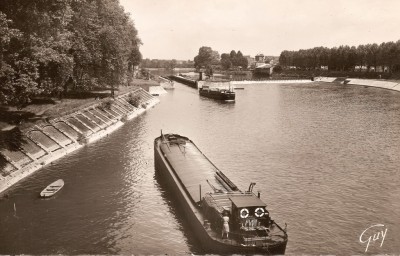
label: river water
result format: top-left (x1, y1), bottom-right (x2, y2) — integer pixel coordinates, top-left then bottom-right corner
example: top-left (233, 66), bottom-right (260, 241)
top-left (1, 82), bottom-right (400, 255)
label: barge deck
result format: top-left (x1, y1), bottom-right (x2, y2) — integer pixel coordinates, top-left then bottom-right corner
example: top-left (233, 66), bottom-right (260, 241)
top-left (154, 133), bottom-right (288, 254)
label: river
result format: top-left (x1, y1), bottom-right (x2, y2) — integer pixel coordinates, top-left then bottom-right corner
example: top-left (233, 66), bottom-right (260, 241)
top-left (0, 82), bottom-right (399, 254)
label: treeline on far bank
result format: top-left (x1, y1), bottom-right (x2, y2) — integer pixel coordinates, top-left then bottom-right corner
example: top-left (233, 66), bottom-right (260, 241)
top-left (140, 59), bottom-right (194, 69)
top-left (279, 41), bottom-right (400, 74)
top-left (0, 0), bottom-right (142, 108)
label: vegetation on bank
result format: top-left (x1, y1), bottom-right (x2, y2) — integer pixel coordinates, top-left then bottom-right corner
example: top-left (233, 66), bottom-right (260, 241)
top-left (279, 40), bottom-right (400, 73)
top-left (0, 0), bottom-right (142, 108)
top-left (193, 47), bottom-right (249, 73)
top-left (0, 79), bottom-right (157, 130)
top-left (0, 78), bottom-right (158, 169)
top-left (141, 59), bottom-right (194, 69)
top-left (220, 51), bottom-right (248, 70)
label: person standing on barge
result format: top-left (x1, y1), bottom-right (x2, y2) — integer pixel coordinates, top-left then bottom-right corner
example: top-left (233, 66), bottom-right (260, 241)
top-left (222, 211), bottom-right (230, 239)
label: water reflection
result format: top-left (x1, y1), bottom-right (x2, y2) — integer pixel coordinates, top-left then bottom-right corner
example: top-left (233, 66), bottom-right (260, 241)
top-left (0, 82), bottom-right (400, 254)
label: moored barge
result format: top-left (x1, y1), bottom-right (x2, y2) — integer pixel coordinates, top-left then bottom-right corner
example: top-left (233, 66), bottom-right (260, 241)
top-left (198, 80), bottom-right (235, 101)
top-left (154, 133), bottom-right (288, 254)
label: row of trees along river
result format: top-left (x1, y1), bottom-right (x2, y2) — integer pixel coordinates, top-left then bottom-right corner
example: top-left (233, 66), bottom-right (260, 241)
top-left (0, 0), bottom-right (142, 108)
top-left (279, 41), bottom-right (400, 72)
top-left (194, 46), bottom-right (249, 70)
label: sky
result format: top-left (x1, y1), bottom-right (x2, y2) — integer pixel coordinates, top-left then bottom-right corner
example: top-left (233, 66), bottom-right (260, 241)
top-left (119, 0), bottom-right (400, 60)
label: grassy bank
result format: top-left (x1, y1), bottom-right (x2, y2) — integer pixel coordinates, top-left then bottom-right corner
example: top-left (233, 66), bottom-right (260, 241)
top-left (0, 79), bottom-right (159, 131)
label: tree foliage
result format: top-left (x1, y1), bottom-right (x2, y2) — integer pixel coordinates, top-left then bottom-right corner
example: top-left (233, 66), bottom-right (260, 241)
top-left (140, 59), bottom-right (193, 69)
top-left (0, 0), bottom-right (142, 107)
top-left (279, 41), bottom-right (400, 72)
top-left (220, 50), bottom-right (248, 70)
top-left (194, 46), bottom-right (220, 69)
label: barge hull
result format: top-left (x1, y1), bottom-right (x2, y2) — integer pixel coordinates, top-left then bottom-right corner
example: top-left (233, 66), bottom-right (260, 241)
top-left (199, 90), bottom-right (235, 101)
top-left (154, 136), bottom-right (287, 254)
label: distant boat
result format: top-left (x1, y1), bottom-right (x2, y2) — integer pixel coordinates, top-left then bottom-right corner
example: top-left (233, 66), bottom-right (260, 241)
top-left (198, 80), bottom-right (235, 101)
top-left (40, 179), bottom-right (64, 198)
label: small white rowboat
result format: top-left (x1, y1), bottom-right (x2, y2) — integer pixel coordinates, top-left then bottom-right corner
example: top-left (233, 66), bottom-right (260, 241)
top-left (40, 179), bottom-right (64, 198)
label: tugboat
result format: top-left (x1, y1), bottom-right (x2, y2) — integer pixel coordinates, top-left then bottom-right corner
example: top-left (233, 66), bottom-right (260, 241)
top-left (154, 133), bottom-right (288, 254)
top-left (198, 80), bottom-right (235, 101)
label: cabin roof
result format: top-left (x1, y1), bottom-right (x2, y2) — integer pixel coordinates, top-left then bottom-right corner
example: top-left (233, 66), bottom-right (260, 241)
top-left (255, 63), bottom-right (272, 69)
top-left (230, 195), bottom-right (266, 208)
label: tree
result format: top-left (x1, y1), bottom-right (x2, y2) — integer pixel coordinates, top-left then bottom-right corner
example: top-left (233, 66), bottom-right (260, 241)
top-left (230, 50), bottom-right (237, 60)
top-left (273, 65), bottom-right (283, 73)
top-left (236, 51), bottom-right (248, 69)
top-left (279, 39), bottom-right (400, 73)
top-left (365, 43), bottom-right (379, 71)
top-left (220, 50), bottom-right (248, 70)
top-left (220, 53), bottom-right (232, 70)
top-left (0, 11), bottom-right (39, 107)
top-left (166, 59), bottom-right (177, 70)
top-left (194, 46), bottom-right (219, 69)
top-left (0, 0), bottom-right (143, 106)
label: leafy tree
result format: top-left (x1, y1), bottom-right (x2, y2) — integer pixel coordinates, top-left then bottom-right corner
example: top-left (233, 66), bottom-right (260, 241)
top-left (273, 65), bottom-right (283, 73)
top-left (0, 11), bottom-right (39, 107)
top-left (279, 40), bottom-right (400, 73)
top-left (220, 50), bottom-right (248, 70)
top-left (366, 43), bottom-right (379, 71)
top-left (167, 59), bottom-right (177, 70)
top-left (0, 0), bottom-right (143, 106)
top-left (230, 50), bottom-right (237, 63)
top-left (194, 46), bottom-right (220, 69)
top-left (236, 51), bottom-right (248, 69)
top-left (220, 53), bottom-right (232, 69)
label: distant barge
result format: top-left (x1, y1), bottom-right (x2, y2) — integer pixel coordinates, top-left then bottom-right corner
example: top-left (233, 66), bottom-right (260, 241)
top-left (154, 133), bottom-right (288, 254)
top-left (169, 75), bottom-right (198, 88)
top-left (199, 86), bottom-right (235, 101)
top-left (198, 80), bottom-right (235, 101)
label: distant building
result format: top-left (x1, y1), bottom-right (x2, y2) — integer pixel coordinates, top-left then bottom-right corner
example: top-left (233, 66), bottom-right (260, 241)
top-left (255, 53), bottom-right (265, 62)
top-left (255, 53), bottom-right (271, 70)
top-left (250, 53), bottom-right (278, 71)
top-left (253, 63), bottom-right (273, 76)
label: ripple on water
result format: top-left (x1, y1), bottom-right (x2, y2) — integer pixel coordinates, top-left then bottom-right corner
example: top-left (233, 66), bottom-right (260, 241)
top-left (1, 82), bottom-right (400, 254)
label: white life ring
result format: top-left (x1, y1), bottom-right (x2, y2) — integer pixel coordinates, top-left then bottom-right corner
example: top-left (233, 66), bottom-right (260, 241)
top-left (240, 208), bottom-right (249, 218)
top-left (255, 207), bottom-right (265, 217)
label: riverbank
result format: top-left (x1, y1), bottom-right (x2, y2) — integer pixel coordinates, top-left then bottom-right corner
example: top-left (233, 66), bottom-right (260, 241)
top-left (0, 79), bottom-right (159, 131)
top-left (0, 87), bottom-right (160, 195)
top-left (315, 77), bottom-right (400, 92)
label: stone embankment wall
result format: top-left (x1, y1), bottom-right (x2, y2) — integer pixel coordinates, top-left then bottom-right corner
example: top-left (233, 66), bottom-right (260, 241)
top-left (0, 88), bottom-right (159, 195)
top-left (315, 77), bottom-right (400, 92)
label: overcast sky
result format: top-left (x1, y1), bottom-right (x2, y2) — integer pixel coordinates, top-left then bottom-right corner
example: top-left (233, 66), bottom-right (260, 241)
top-left (119, 0), bottom-right (400, 60)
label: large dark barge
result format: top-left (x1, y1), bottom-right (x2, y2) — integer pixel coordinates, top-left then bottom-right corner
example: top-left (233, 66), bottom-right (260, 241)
top-left (198, 80), bottom-right (235, 101)
top-left (169, 75), bottom-right (198, 88)
top-left (154, 133), bottom-right (288, 254)
top-left (199, 86), bottom-right (235, 101)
